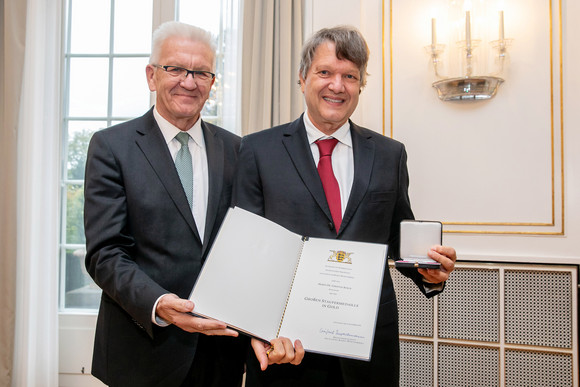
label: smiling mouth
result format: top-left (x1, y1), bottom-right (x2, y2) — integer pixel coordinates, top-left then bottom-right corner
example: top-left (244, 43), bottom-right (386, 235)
top-left (323, 96), bottom-right (344, 103)
top-left (176, 94), bottom-right (199, 99)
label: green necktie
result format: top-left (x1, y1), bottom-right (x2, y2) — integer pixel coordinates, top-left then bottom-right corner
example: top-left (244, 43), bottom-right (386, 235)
top-left (175, 132), bottom-right (193, 209)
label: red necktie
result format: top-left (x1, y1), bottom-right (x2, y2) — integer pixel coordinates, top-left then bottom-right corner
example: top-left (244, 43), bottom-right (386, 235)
top-left (315, 138), bottom-right (341, 233)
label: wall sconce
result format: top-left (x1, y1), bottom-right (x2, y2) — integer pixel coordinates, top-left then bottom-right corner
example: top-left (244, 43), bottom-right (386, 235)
top-left (427, 3), bottom-right (512, 101)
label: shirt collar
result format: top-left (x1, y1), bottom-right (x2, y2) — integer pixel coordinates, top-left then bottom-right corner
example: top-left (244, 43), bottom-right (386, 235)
top-left (303, 110), bottom-right (352, 148)
top-left (153, 106), bottom-right (205, 148)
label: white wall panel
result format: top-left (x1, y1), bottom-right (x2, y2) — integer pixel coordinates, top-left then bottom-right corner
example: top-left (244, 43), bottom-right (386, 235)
top-left (348, 0), bottom-right (580, 264)
top-left (389, 0), bottom-right (563, 235)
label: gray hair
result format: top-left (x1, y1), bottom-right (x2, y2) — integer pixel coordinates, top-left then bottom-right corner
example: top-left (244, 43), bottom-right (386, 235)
top-left (299, 25), bottom-right (370, 88)
top-left (149, 21), bottom-right (216, 67)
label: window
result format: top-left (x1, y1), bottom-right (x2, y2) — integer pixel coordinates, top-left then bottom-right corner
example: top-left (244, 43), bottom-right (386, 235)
top-left (60, 0), bottom-right (240, 311)
top-left (177, 0), bottom-right (241, 129)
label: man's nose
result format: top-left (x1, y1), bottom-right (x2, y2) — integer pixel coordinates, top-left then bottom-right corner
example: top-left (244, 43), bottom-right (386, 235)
top-left (328, 74), bottom-right (345, 92)
top-left (180, 72), bottom-right (198, 89)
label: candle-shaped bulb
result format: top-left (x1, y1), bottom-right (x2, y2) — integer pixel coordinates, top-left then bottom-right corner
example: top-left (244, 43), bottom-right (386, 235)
top-left (499, 10), bottom-right (505, 41)
top-left (466, 11), bottom-right (471, 48)
top-left (431, 18), bottom-right (437, 47)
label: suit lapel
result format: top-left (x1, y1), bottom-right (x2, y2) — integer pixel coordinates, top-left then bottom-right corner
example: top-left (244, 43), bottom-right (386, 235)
top-left (341, 122), bottom-right (374, 233)
top-left (281, 116), bottom-right (334, 225)
top-left (134, 110), bottom-right (201, 242)
top-left (201, 121), bottom-right (223, 254)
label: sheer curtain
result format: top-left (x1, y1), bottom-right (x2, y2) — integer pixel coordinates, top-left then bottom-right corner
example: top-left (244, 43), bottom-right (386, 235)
top-left (0, 0), bottom-right (25, 384)
top-left (241, 0), bottom-right (304, 135)
top-left (1, 0), bottom-right (63, 385)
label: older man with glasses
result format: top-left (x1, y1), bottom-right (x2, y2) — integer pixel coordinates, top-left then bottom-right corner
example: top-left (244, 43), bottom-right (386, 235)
top-left (84, 21), bottom-right (302, 387)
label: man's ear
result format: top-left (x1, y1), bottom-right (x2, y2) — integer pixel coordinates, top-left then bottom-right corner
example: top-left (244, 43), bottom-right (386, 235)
top-left (145, 65), bottom-right (156, 92)
top-left (298, 73), bottom-right (306, 93)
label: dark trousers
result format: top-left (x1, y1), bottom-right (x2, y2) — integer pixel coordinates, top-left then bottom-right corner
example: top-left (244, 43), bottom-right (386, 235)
top-left (245, 352), bottom-right (345, 387)
top-left (180, 335), bottom-right (247, 387)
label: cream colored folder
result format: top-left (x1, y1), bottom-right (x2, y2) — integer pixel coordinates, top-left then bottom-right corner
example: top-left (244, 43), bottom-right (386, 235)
top-left (189, 207), bottom-right (387, 361)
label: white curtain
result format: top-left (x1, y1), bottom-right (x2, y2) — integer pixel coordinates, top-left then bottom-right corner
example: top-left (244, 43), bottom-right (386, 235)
top-left (10, 0), bottom-right (63, 385)
top-left (0, 0), bottom-right (25, 384)
top-left (241, 0), bottom-right (304, 135)
top-left (221, 0), bottom-right (242, 133)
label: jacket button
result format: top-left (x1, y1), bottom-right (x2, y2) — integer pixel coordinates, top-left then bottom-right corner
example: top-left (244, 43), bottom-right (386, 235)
top-left (328, 222), bottom-right (334, 230)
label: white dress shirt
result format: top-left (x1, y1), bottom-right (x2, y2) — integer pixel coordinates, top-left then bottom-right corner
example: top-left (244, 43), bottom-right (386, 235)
top-left (151, 107), bottom-right (209, 326)
top-left (303, 111), bottom-right (354, 216)
top-left (154, 107), bottom-right (209, 241)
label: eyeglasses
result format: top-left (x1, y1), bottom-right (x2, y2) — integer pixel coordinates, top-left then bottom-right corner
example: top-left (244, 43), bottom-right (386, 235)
top-left (152, 65), bottom-right (215, 83)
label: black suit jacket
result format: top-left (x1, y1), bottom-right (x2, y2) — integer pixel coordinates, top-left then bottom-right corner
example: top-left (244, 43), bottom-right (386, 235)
top-left (84, 108), bottom-right (245, 387)
top-left (233, 115), bottom-right (440, 386)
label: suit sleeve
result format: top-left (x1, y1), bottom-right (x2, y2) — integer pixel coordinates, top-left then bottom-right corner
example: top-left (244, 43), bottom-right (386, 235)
top-left (387, 144), bottom-right (413, 259)
top-left (390, 145), bottom-right (443, 298)
top-left (232, 136), bottom-right (265, 216)
top-left (84, 131), bottom-right (166, 337)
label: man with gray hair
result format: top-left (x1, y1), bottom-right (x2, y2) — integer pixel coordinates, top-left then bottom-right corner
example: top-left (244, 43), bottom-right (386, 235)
top-left (234, 25), bottom-right (456, 386)
top-left (84, 21), bottom-right (246, 386)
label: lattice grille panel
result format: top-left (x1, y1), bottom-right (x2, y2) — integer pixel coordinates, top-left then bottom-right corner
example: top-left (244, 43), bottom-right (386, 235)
top-left (399, 341), bottom-right (433, 387)
top-left (438, 344), bottom-right (499, 386)
top-left (505, 350), bottom-right (573, 387)
top-left (392, 263), bottom-right (577, 386)
top-left (391, 267), bottom-right (433, 337)
top-left (505, 270), bottom-right (573, 348)
top-left (438, 268), bottom-right (500, 342)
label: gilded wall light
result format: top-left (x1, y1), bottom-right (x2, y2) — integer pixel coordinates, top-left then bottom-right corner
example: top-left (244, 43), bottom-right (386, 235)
top-left (427, 1), bottom-right (512, 101)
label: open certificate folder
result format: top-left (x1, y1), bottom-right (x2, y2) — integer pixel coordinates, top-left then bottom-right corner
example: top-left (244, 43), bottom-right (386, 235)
top-left (189, 207), bottom-right (387, 361)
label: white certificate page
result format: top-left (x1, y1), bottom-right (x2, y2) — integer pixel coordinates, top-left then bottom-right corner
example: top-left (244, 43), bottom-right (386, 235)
top-left (277, 238), bottom-right (387, 360)
top-left (189, 207), bottom-right (304, 341)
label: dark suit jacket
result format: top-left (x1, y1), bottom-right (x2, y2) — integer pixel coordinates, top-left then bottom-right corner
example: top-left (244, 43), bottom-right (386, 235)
top-left (84, 108), bottom-right (246, 387)
top-left (233, 115), bottom-right (441, 386)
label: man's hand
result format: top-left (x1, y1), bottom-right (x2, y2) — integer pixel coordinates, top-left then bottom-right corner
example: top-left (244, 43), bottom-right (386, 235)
top-left (251, 337), bottom-right (305, 371)
top-left (418, 245), bottom-right (457, 284)
top-left (156, 294), bottom-right (238, 336)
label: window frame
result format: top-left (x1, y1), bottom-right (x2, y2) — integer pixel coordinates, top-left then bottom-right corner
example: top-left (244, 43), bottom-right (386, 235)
top-left (59, 0), bottom-right (241, 313)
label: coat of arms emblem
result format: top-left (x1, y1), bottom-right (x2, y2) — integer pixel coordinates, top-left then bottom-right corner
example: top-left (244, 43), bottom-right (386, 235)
top-left (328, 250), bottom-right (353, 264)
